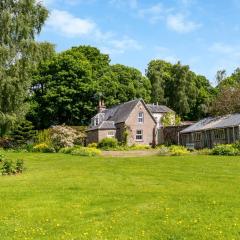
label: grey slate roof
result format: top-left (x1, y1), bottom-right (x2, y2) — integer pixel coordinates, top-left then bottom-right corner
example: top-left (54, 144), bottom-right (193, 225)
top-left (88, 121), bottom-right (116, 130)
top-left (146, 104), bottom-right (174, 113)
top-left (181, 113), bottom-right (240, 134)
top-left (103, 99), bottom-right (140, 123)
top-left (87, 99), bottom-right (140, 131)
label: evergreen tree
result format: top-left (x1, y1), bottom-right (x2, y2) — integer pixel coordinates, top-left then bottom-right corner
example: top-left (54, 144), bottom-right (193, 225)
top-left (11, 120), bottom-right (36, 145)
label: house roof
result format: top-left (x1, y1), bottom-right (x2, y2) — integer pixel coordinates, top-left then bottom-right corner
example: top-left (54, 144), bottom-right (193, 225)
top-left (87, 99), bottom-right (157, 131)
top-left (180, 113), bottom-right (240, 134)
top-left (146, 104), bottom-right (174, 113)
top-left (103, 99), bottom-right (140, 124)
top-left (88, 121), bottom-right (116, 131)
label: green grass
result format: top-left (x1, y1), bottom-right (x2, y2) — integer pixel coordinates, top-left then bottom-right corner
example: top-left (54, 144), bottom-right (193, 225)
top-left (0, 152), bottom-right (240, 240)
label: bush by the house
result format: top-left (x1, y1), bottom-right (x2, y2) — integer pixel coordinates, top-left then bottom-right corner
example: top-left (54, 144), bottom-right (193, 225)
top-left (98, 138), bottom-right (118, 150)
top-left (158, 145), bottom-right (189, 156)
top-left (212, 144), bottom-right (239, 156)
top-left (33, 143), bottom-right (56, 153)
top-left (71, 147), bottom-right (101, 157)
top-left (195, 148), bottom-right (212, 155)
top-left (158, 145), bottom-right (170, 155)
top-left (1, 159), bottom-right (24, 175)
top-left (129, 144), bottom-right (151, 150)
top-left (60, 146), bottom-right (101, 156)
top-left (87, 143), bottom-right (98, 148)
top-left (233, 140), bottom-right (240, 151)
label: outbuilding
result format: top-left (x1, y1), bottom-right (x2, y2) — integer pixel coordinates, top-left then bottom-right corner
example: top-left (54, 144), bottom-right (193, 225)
top-left (180, 114), bottom-right (240, 149)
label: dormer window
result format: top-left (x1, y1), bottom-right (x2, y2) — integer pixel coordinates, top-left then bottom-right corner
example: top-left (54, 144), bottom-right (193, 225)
top-left (138, 112), bottom-right (144, 123)
top-left (94, 117), bottom-right (99, 126)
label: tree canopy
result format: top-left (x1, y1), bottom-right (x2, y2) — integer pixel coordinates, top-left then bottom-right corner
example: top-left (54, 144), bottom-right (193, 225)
top-left (0, 0), bottom-right (49, 135)
top-left (146, 60), bottom-right (215, 120)
top-left (28, 46), bottom-right (151, 128)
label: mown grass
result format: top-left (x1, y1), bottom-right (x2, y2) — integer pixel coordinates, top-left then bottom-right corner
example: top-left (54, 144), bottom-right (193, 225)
top-left (0, 152), bottom-right (240, 240)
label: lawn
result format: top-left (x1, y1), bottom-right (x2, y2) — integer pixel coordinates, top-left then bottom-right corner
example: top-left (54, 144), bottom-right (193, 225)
top-left (0, 152), bottom-right (240, 240)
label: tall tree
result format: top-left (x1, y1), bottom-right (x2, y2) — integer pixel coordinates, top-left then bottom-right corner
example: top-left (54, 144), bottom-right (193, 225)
top-left (216, 69), bottom-right (227, 85)
top-left (146, 60), bottom-right (171, 104)
top-left (28, 46), bottom-right (151, 128)
top-left (146, 60), bottom-right (214, 120)
top-left (0, 0), bottom-right (49, 135)
top-left (210, 84), bottom-right (240, 115)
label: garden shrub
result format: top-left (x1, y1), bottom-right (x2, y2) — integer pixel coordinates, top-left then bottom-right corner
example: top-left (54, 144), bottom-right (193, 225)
top-left (129, 144), bottom-right (151, 150)
top-left (158, 145), bottom-right (170, 155)
top-left (0, 137), bottom-right (15, 149)
top-left (10, 120), bottom-right (36, 146)
top-left (195, 148), bottom-right (212, 155)
top-left (59, 146), bottom-right (76, 154)
top-left (71, 147), bottom-right (101, 156)
top-left (0, 153), bottom-right (5, 162)
top-left (33, 143), bottom-right (56, 153)
top-left (1, 159), bottom-right (14, 175)
top-left (1, 159), bottom-right (25, 175)
top-left (169, 145), bottom-right (190, 156)
top-left (50, 125), bottom-right (78, 150)
top-left (35, 129), bottom-right (52, 145)
top-left (233, 140), bottom-right (240, 151)
top-left (98, 138), bottom-right (118, 150)
top-left (212, 144), bottom-right (239, 156)
top-left (15, 159), bottom-right (24, 173)
top-left (87, 143), bottom-right (98, 148)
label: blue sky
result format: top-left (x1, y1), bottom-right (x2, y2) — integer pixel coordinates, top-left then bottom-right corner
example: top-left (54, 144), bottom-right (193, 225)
top-left (39, 0), bottom-right (240, 84)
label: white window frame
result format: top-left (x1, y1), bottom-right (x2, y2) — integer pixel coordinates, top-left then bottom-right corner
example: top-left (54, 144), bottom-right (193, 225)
top-left (136, 130), bottom-right (143, 141)
top-left (94, 117), bottom-right (99, 126)
top-left (138, 112), bottom-right (144, 124)
top-left (107, 131), bottom-right (115, 138)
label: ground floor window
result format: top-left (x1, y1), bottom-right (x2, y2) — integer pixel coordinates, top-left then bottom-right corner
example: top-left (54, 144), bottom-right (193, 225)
top-left (194, 132), bottom-right (201, 142)
top-left (214, 129), bottom-right (225, 140)
top-left (107, 131), bottom-right (115, 138)
top-left (136, 130), bottom-right (143, 141)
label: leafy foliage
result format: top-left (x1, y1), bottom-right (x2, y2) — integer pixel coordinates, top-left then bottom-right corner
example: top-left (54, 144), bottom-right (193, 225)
top-left (0, 0), bottom-right (50, 135)
top-left (210, 84), bottom-right (240, 116)
top-left (212, 144), bottom-right (239, 156)
top-left (1, 158), bottom-right (24, 175)
top-left (146, 60), bottom-right (215, 120)
top-left (158, 145), bottom-right (189, 156)
top-left (59, 146), bottom-right (101, 156)
top-left (28, 46), bottom-right (151, 128)
top-left (10, 120), bottom-right (36, 146)
top-left (50, 125), bottom-right (78, 150)
top-left (98, 138), bottom-right (118, 150)
top-left (33, 143), bottom-right (56, 153)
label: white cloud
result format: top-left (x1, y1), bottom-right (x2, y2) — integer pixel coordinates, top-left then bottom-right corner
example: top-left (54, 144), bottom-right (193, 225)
top-left (101, 36), bottom-right (142, 54)
top-left (47, 9), bottom-right (96, 37)
top-left (166, 13), bottom-right (201, 33)
top-left (138, 3), bottom-right (167, 24)
top-left (109, 0), bottom-right (138, 9)
top-left (137, 2), bottom-right (200, 33)
top-left (46, 9), bottom-right (141, 55)
top-left (154, 46), bottom-right (179, 63)
top-left (209, 42), bottom-right (240, 57)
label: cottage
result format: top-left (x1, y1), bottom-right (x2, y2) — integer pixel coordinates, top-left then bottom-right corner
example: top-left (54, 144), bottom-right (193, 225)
top-left (86, 99), bottom-right (174, 146)
top-left (180, 114), bottom-right (240, 149)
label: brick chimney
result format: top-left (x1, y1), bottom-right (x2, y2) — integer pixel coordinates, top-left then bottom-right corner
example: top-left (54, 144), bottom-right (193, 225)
top-left (98, 99), bottom-right (106, 113)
